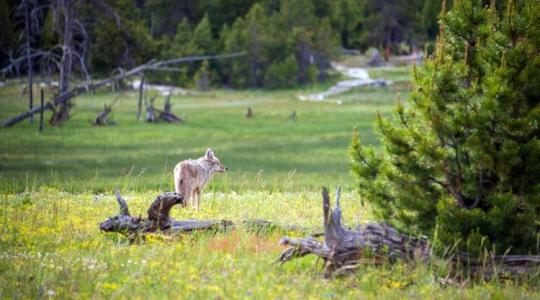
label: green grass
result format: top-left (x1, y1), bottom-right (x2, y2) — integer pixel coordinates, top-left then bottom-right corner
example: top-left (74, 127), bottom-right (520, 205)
top-left (1, 189), bottom-right (538, 299)
top-left (1, 72), bottom-right (538, 298)
top-left (0, 81), bottom-right (402, 193)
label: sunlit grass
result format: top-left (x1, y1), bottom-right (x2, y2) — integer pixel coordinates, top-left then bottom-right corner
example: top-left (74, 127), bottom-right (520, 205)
top-left (1, 189), bottom-right (538, 298)
top-left (0, 81), bottom-right (402, 193)
top-left (1, 73), bottom-right (538, 298)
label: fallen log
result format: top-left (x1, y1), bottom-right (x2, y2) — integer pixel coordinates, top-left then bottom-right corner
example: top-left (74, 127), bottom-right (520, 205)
top-left (277, 187), bottom-right (540, 277)
top-left (99, 190), bottom-right (297, 236)
top-left (2, 52), bottom-right (246, 127)
top-left (99, 189), bottom-right (233, 234)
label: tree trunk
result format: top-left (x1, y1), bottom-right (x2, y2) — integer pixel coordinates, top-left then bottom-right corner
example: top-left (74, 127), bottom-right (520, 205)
top-left (52, 0), bottom-right (76, 126)
top-left (39, 89), bottom-right (44, 132)
top-left (136, 76), bottom-right (144, 121)
top-left (25, 0), bottom-right (33, 123)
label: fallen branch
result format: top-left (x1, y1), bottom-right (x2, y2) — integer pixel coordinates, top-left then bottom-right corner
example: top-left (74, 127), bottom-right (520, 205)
top-left (2, 52), bottom-right (246, 127)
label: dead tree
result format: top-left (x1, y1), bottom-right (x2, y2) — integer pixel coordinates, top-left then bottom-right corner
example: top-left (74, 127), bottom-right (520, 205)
top-left (157, 92), bottom-right (183, 123)
top-left (24, 0), bottom-right (34, 123)
top-left (136, 76), bottom-right (144, 121)
top-left (145, 95), bottom-right (157, 123)
top-left (278, 187), bottom-right (540, 278)
top-left (2, 52), bottom-right (246, 128)
top-left (93, 96), bottom-right (120, 126)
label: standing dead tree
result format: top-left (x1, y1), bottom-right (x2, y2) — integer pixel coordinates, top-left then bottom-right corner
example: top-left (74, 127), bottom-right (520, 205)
top-left (2, 52), bottom-right (247, 128)
top-left (277, 187), bottom-right (540, 278)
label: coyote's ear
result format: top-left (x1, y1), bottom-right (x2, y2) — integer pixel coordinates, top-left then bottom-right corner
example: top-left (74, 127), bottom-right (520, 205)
top-left (205, 148), bottom-right (215, 159)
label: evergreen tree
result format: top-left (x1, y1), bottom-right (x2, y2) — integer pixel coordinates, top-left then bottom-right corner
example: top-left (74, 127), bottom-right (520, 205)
top-left (350, 0), bottom-right (540, 255)
top-left (244, 3), bottom-right (267, 87)
top-left (223, 17), bottom-right (249, 87)
top-left (193, 13), bottom-right (214, 54)
top-left (313, 17), bottom-right (338, 82)
top-left (330, 0), bottom-right (364, 49)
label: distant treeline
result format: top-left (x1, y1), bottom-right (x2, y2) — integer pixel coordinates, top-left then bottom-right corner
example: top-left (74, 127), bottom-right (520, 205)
top-left (1, 0), bottom-right (447, 88)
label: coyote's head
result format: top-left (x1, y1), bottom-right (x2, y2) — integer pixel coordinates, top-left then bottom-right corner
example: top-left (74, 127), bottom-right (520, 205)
top-left (203, 148), bottom-right (228, 173)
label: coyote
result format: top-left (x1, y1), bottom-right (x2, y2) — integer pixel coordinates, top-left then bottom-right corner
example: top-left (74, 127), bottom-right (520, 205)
top-left (173, 149), bottom-right (228, 210)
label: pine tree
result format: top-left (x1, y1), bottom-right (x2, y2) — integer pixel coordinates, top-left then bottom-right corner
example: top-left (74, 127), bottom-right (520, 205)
top-left (350, 0), bottom-right (540, 255)
top-left (313, 17), bottom-right (338, 82)
top-left (244, 3), bottom-right (267, 88)
top-left (193, 13), bottom-right (214, 54)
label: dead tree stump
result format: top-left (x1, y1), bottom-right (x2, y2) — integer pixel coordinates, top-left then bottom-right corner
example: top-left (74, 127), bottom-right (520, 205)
top-left (278, 187), bottom-right (430, 277)
top-left (157, 92), bottom-right (183, 123)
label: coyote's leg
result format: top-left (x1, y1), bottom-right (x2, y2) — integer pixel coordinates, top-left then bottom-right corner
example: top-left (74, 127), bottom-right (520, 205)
top-left (194, 188), bottom-right (201, 211)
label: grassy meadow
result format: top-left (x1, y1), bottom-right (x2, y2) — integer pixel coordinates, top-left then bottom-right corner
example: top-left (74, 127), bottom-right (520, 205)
top-left (1, 66), bottom-right (538, 298)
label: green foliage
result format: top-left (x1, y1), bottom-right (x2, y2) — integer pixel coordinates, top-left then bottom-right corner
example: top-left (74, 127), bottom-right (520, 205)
top-left (350, 0), bottom-right (540, 255)
top-left (265, 55), bottom-right (298, 88)
top-left (193, 13), bottom-right (215, 54)
top-left (0, 0), bottom-right (18, 67)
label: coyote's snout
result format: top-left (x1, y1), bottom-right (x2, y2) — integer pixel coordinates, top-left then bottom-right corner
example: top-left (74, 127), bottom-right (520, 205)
top-left (173, 148), bottom-right (227, 210)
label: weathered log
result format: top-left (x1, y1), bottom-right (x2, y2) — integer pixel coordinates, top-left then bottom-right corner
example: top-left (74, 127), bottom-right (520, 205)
top-left (99, 190), bottom-right (237, 235)
top-left (278, 187), bottom-right (540, 277)
top-left (99, 190), bottom-right (316, 237)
